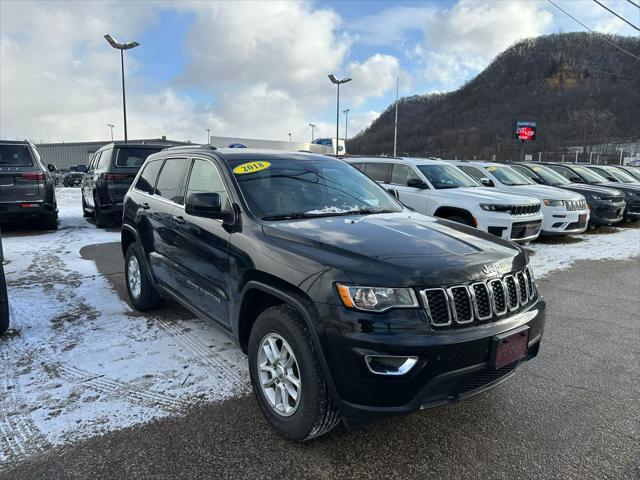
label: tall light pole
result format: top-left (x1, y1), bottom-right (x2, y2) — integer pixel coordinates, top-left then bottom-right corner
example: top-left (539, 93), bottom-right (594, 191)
top-left (107, 123), bottom-right (114, 142)
top-left (328, 74), bottom-right (352, 155)
top-left (308, 123), bottom-right (316, 142)
top-left (343, 109), bottom-right (350, 145)
top-left (206, 128), bottom-right (210, 144)
top-left (393, 75), bottom-right (399, 157)
top-left (288, 132), bottom-right (292, 142)
top-left (104, 34), bottom-right (140, 142)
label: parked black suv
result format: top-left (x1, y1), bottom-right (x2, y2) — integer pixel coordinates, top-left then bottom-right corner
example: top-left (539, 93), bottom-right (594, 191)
top-left (62, 165), bottom-right (87, 187)
top-left (122, 147), bottom-right (546, 440)
top-left (544, 163), bottom-right (640, 222)
top-left (510, 163), bottom-right (625, 227)
top-left (81, 142), bottom-right (165, 227)
top-left (0, 140), bottom-right (58, 230)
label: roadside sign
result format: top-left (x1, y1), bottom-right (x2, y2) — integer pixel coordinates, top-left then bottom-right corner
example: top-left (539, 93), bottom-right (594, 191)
top-left (515, 121), bottom-right (537, 141)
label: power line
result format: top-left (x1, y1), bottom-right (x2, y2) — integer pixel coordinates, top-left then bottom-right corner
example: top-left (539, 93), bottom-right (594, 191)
top-left (592, 0), bottom-right (640, 31)
top-left (624, 0), bottom-right (639, 10)
top-left (546, 0), bottom-right (640, 61)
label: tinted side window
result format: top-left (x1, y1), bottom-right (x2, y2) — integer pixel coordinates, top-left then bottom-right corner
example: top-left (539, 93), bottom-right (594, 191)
top-left (155, 158), bottom-right (188, 205)
top-left (548, 166), bottom-right (574, 180)
top-left (364, 163), bottom-right (391, 183)
top-left (512, 165), bottom-right (537, 180)
top-left (458, 166), bottom-right (485, 182)
top-left (0, 145), bottom-right (33, 167)
top-left (186, 159), bottom-right (230, 209)
top-left (390, 164), bottom-right (421, 186)
top-left (135, 160), bottom-right (162, 194)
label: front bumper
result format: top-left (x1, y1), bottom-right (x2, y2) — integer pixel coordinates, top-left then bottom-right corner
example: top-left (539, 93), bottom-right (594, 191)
top-left (624, 201), bottom-right (640, 219)
top-left (475, 212), bottom-right (543, 243)
top-left (316, 299), bottom-right (546, 424)
top-left (541, 207), bottom-right (590, 235)
top-left (589, 200), bottom-right (625, 226)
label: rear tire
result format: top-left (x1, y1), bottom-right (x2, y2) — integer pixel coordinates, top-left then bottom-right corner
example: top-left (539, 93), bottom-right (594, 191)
top-left (0, 265), bottom-right (9, 335)
top-left (82, 195), bottom-right (92, 218)
top-left (248, 305), bottom-right (340, 441)
top-left (94, 193), bottom-right (110, 228)
top-left (125, 243), bottom-right (162, 311)
top-left (40, 213), bottom-right (58, 230)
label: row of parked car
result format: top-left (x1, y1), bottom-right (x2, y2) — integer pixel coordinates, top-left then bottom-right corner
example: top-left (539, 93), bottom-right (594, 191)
top-left (1, 138), bottom-right (639, 439)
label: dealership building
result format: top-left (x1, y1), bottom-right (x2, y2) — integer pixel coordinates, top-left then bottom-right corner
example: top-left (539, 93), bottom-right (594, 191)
top-left (35, 137), bottom-right (188, 171)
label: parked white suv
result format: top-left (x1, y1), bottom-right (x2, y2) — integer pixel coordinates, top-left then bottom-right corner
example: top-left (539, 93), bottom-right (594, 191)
top-left (348, 157), bottom-right (544, 243)
top-left (451, 161), bottom-right (590, 235)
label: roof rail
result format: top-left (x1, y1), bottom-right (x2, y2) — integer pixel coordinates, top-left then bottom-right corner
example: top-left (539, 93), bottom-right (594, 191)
top-left (163, 144), bottom-right (217, 152)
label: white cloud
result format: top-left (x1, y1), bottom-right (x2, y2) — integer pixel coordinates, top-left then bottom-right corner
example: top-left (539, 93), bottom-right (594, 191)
top-left (350, 6), bottom-right (435, 46)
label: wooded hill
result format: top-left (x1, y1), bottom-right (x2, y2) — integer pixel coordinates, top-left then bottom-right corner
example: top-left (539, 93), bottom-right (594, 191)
top-left (348, 33), bottom-right (640, 162)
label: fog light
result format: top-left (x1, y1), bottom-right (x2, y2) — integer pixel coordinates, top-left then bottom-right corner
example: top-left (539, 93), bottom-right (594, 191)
top-left (364, 355), bottom-right (418, 376)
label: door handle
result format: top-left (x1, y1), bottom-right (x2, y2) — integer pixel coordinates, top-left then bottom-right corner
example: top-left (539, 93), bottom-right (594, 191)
top-left (172, 215), bottom-right (186, 224)
top-left (139, 202), bottom-right (150, 210)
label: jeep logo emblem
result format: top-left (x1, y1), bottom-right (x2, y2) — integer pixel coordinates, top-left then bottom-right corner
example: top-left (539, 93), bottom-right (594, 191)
top-left (483, 264), bottom-right (502, 276)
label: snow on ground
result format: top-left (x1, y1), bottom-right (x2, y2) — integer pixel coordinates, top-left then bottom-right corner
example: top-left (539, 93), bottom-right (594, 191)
top-left (0, 188), bottom-right (248, 466)
top-left (0, 188), bottom-right (638, 467)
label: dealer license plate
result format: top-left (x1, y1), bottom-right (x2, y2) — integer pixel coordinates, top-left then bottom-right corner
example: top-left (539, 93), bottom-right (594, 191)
top-left (491, 327), bottom-right (529, 369)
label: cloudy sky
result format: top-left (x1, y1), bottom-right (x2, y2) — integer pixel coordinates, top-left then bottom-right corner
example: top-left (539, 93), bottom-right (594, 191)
top-left (1, 0), bottom-right (638, 144)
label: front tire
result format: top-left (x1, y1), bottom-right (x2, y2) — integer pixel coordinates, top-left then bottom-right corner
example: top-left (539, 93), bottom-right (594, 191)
top-left (125, 243), bottom-right (162, 311)
top-left (248, 305), bottom-right (340, 441)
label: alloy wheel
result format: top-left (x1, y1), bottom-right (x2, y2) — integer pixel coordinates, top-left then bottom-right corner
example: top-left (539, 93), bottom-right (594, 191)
top-left (257, 333), bottom-right (301, 417)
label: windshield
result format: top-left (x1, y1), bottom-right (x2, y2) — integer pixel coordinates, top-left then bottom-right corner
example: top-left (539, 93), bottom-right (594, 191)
top-left (528, 165), bottom-right (570, 185)
top-left (75, 165), bottom-right (87, 173)
top-left (116, 147), bottom-right (163, 168)
top-left (573, 166), bottom-right (608, 183)
top-left (0, 145), bottom-right (33, 167)
top-left (417, 164), bottom-right (479, 189)
top-left (229, 157), bottom-right (403, 220)
top-left (604, 167), bottom-right (637, 184)
top-left (488, 166), bottom-right (534, 186)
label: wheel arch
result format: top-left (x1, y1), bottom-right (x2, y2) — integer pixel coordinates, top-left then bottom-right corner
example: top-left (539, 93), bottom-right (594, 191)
top-left (433, 206), bottom-right (476, 226)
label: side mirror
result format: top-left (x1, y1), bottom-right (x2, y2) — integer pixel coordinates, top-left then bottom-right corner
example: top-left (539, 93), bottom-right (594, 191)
top-left (47, 164), bottom-right (56, 172)
top-left (387, 188), bottom-right (400, 199)
top-left (480, 177), bottom-right (494, 187)
top-left (407, 178), bottom-right (428, 189)
top-left (185, 192), bottom-right (233, 222)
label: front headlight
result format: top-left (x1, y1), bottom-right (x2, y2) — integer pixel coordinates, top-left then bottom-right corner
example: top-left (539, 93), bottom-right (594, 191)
top-left (336, 284), bottom-right (418, 312)
top-left (628, 191), bottom-right (640, 197)
top-left (543, 199), bottom-right (564, 206)
top-left (479, 204), bottom-right (511, 212)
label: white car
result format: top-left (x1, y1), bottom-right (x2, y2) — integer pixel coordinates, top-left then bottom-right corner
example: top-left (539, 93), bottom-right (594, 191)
top-left (451, 161), bottom-right (590, 235)
top-left (347, 157), bottom-right (544, 243)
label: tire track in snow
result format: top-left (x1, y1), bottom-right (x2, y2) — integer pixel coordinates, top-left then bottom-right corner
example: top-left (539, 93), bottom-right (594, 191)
top-left (57, 365), bottom-right (193, 414)
top-left (0, 341), bottom-right (52, 466)
top-left (154, 319), bottom-right (249, 395)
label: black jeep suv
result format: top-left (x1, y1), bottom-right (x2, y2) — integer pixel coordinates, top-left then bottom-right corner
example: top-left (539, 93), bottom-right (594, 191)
top-left (81, 142), bottom-right (165, 227)
top-left (62, 164), bottom-right (87, 186)
top-left (0, 140), bottom-right (58, 230)
top-left (511, 163), bottom-right (625, 227)
top-left (544, 163), bottom-right (640, 222)
top-left (122, 146), bottom-right (546, 440)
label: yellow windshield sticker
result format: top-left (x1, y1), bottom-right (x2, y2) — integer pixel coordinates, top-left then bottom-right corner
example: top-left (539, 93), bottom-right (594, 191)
top-left (233, 161), bottom-right (271, 175)
top-left (532, 166), bottom-right (542, 172)
top-left (487, 166), bottom-right (497, 172)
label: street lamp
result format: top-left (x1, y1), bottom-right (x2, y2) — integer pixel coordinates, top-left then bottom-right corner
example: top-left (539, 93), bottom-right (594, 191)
top-left (104, 34), bottom-right (140, 142)
top-left (328, 74), bottom-right (352, 155)
top-left (106, 123), bottom-right (114, 142)
top-left (308, 123), bottom-right (316, 142)
top-left (288, 132), bottom-right (292, 142)
top-left (342, 109), bottom-right (350, 145)
top-left (206, 128), bottom-right (211, 144)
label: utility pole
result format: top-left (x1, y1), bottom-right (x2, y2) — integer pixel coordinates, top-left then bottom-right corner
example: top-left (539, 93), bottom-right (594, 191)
top-left (538, 152), bottom-right (542, 162)
top-left (206, 128), bottom-right (210, 145)
top-left (107, 123), bottom-right (114, 142)
top-left (589, 151), bottom-right (593, 164)
top-left (619, 149), bottom-right (624, 165)
top-left (308, 123), bottom-right (316, 142)
top-left (575, 150), bottom-right (579, 164)
top-left (393, 75), bottom-right (399, 157)
top-left (288, 132), bottom-right (292, 142)
top-left (343, 109), bottom-right (350, 145)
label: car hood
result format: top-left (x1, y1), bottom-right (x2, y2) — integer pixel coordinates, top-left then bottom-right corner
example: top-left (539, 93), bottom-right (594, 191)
top-left (262, 211), bottom-right (527, 286)
top-left (500, 184), bottom-right (583, 201)
top-left (598, 182), bottom-right (640, 193)
top-left (562, 183), bottom-right (624, 197)
top-left (447, 188), bottom-right (539, 205)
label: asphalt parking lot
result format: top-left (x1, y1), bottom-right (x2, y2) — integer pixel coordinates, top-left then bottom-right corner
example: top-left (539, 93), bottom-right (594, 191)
top-left (3, 250), bottom-right (639, 480)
